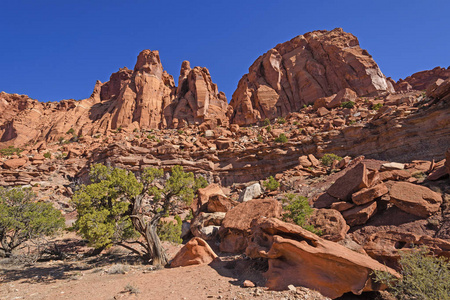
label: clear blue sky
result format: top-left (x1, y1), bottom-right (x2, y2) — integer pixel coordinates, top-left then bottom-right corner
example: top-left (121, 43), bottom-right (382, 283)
top-left (1, 0), bottom-right (449, 102)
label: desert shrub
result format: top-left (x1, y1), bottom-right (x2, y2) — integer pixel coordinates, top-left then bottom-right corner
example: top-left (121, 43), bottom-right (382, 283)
top-left (263, 176), bottom-right (279, 191)
top-left (43, 152), bottom-right (51, 159)
top-left (282, 194), bottom-right (320, 235)
top-left (263, 118), bottom-right (270, 126)
top-left (66, 128), bottom-right (75, 135)
top-left (0, 187), bottom-right (65, 257)
top-left (177, 129), bottom-right (184, 135)
top-left (373, 247), bottom-right (450, 300)
top-left (274, 133), bottom-right (288, 143)
top-left (157, 215), bottom-right (182, 244)
top-left (340, 101), bottom-right (355, 109)
top-left (320, 153), bottom-right (343, 167)
top-left (147, 134), bottom-right (156, 140)
top-left (107, 264), bottom-right (130, 274)
top-left (266, 125), bottom-right (272, 132)
top-left (257, 135), bottom-right (264, 143)
top-left (0, 146), bottom-right (23, 156)
top-left (277, 117), bottom-right (286, 124)
top-left (124, 283), bottom-right (140, 294)
top-left (372, 103), bottom-right (383, 111)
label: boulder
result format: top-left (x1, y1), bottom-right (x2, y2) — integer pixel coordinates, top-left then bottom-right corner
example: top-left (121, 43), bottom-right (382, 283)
top-left (342, 201), bottom-right (377, 226)
top-left (327, 163), bottom-right (369, 201)
top-left (245, 218), bottom-right (400, 299)
top-left (238, 183), bottom-right (263, 202)
top-left (170, 237), bottom-right (217, 267)
top-left (313, 192), bottom-right (339, 209)
top-left (207, 194), bottom-right (237, 213)
top-left (192, 183), bottom-right (225, 214)
top-left (381, 162), bottom-right (405, 170)
top-left (219, 199), bottom-right (282, 253)
top-left (3, 158), bottom-right (27, 169)
top-left (309, 209), bottom-right (349, 241)
top-left (190, 212), bottom-right (226, 240)
top-left (389, 182), bottom-right (442, 218)
top-left (326, 88), bottom-right (357, 109)
top-left (363, 230), bottom-right (450, 269)
top-left (352, 183), bottom-right (389, 205)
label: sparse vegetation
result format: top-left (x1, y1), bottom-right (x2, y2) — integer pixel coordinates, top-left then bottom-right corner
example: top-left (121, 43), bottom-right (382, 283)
top-left (72, 164), bottom-right (206, 265)
top-left (373, 247), bottom-right (450, 300)
top-left (0, 187), bottom-right (65, 257)
top-left (277, 117), bottom-right (286, 124)
top-left (282, 193), bottom-right (320, 235)
top-left (0, 146), bottom-right (23, 157)
top-left (340, 101), bottom-right (355, 109)
top-left (263, 118), bottom-right (270, 126)
top-left (320, 153), bottom-right (343, 167)
top-left (123, 283), bottom-right (140, 294)
top-left (43, 152), bottom-right (51, 159)
top-left (66, 128), bottom-right (75, 135)
top-left (177, 129), bottom-right (184, 135)
top-left (107, 264), bottom-right (130, 274)
top-left (263, 176), bottom-right (279, 191)
top-left (372, 103), bottom-right (383, 111)
top-left (274, 133), bottom-right (288, 143)
top-left (257, 135), bottom-right (264, 143)
top-left (265, 125), bottom-right (272, 132)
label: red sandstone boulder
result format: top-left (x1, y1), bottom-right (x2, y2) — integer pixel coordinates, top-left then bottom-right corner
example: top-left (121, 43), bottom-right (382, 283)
top-left (219, 199), bottom-right (282, 253)
top-left (192, 183), bottom-right (225, 215)
top-left (3, 158), bottom-right (27, 169)
top-left (207, 194), bottom-right (237, 213)
top-left (170, 237), bottom-right (217, 267)
top-left (327, 163), bottom-right (369, 201)
top-left (245, 218), bottom-right (399, 299)
top-left (309, 208), bottom-right (349, 241)
top-left (389, 182), bottom-right (442, 218)
top-left (352, 183), bottom-right (388, 205)
top-left (342, 201), bottom-right (377, 226)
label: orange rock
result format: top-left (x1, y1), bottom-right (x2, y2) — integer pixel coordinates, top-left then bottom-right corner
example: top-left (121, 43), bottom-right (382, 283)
top-left (245, 218), bottom-right (400, 299)
top-left (342, 201), bottom-right (377, 226)
top-left (192, 183), bottom-right (225, 215)
top-left (219, 199), bottom-right (282, 253)
top-left (170, 237), bottom-right (217, 267)
top-left (309, 208), bottom-right (349, 241)
top-left (3, 158), bottom-right (27, 169)
top-left (352, 183), bottom-right (389, 205)
top-left (327, 163), bottom-right (369, 201)
top-left (389, 182), bottom-right (442, 218)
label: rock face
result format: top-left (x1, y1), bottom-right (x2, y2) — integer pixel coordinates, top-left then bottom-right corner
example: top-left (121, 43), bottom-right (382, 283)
top-left (171, 61), bottom-right (230, 128)
top-left (0, 51), bottom-right (229, 146)
top-left (395, 66), bottom-right (450, 91)
top-left (245, 218), bottom-right (399, 299)
top-left (230, 28), bottom-right (394, 125)
top-left (170, 237), bottom-right (217, 267)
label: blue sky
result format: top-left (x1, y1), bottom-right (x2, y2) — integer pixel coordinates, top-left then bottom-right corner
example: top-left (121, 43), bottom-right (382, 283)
top-left (1, 0), bottom-right (449, 102)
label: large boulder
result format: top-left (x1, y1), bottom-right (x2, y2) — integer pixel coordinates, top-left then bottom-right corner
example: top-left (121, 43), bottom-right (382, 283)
top-left (245, 218), bottom-right (400, 299)
top-left (170, 237), bottom-right (217, 267)
top-left (219, 199), bottom-right (282, 253)
top-left (389, 182), bottom-right (442, 218)
top-left (309, 208), bottom-right (349, 241)
top-left (230, 28), bottom-right (394, 125)
top-left (190, 212), bottom-right (226, 241)
top-left (327, 163), bottom-right (369, 201)
top-left (192, 183), bottom-right (226, 215)
top-left (238, 183), bottom-right (263, 202)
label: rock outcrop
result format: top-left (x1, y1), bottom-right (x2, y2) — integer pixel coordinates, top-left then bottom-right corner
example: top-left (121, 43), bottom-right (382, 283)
top-left (230, 28), bottom-right (394, 125)
top-left (245, 218), bottom-right (400, 299)
top-left (170, 237), bottom-right (218, 267)
top-left (395, 66), bottom-right (450, 91)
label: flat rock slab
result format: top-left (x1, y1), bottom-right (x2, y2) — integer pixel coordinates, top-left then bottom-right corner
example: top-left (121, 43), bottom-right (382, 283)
top-left (389, 182), bottom-right (442, 218)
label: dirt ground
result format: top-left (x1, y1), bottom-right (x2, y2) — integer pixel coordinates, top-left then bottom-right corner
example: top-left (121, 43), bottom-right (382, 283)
top-left (0, 235), bottom-right (328, 300)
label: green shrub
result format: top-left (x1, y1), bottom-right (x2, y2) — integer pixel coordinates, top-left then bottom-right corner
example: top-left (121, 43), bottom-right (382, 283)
top-left (320, 153), bottom-right (343, 167)
top-left (266, 125), bottom-right (272, 132)
top-left (274, 133), bottom-right (288, 143)
top-left (372, 103), bottom-right (383, 111)
top-left (66, 128), bottom-right (75, 135)
top-left (177, 129), bottom-right (184, 135)
top-left (277, 117), bottom-right (286, 124)
top-left (282, 194), bottom-right (320, 235)
top-left (0, 187), bottom-right (65, 257)
top-left (43, 152), bottom-right (51, 159)
top-left (263, 176), bottom-right (279, 191)
top-left (0, 146), bottom-right (23, 157)
top-left (373, 247), bottom-right (450, 300)
top-left (147, 135), bottom-right (156, 140)
top-left (157, 215), bottom-right (182, 244)
top-left (263, 118), bottom-right (270, 126)
top-left (340, 101), bottom-right (355, 109)
top-left (257, 135), bottom-right (264, 143)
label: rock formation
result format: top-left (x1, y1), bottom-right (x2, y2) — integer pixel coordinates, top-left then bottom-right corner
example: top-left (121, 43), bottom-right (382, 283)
top-left (230, 28), bottom-right (394, 125)
top-left (395, 66), bottom-right (450, 91)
